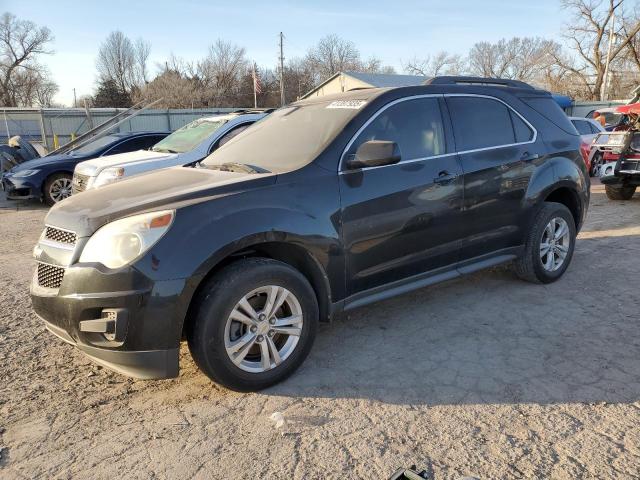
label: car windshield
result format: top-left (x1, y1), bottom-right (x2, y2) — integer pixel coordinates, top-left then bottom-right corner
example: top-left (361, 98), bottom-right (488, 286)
top-left (201, 99), bottom-right (366, 173)
top-left (68, 135), bottom-right (120, 156)
top-left (151, 119), bottom-right (227, 154)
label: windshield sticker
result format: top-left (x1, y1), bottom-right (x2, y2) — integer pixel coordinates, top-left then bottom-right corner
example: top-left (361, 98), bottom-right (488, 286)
top-left (326, 100), bottom-right (367, 110)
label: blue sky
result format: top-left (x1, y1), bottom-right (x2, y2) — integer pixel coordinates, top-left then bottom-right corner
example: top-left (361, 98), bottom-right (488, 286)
top-left (5, 0), bottom-right (568, 105)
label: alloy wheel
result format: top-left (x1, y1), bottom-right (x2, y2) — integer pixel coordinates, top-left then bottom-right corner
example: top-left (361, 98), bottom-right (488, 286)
top-left (49, 178), bottom-right (72, 202)
top-left (224, 285), bottom-right (303, 373)
top-left (539, 217), bottom-right (571, 272)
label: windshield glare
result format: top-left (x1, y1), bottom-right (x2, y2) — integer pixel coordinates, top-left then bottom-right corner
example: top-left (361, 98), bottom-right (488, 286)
top-left (202, 100), bottom-right (365, 173)
top-left (152, 119), bottom-right (227, 153)
top-left (69, 135), bottom-right (119, 156)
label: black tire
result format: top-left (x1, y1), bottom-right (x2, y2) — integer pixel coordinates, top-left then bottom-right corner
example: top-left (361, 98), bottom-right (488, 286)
top-left (514, 202), bottom-right (577, 284)
top-left (187, 258), bottom-right (319, 392)
top-left (43, 172), bottom-right (73, 206)
top-left (605, 184), bottom-right (636, 200)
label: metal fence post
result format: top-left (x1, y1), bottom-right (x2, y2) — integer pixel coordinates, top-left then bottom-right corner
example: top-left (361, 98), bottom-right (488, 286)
top-left (39, 108), bottom-right (49, 150)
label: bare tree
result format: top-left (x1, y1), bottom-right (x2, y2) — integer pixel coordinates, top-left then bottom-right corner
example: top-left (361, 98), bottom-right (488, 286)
top-left (360, 56), bottom-right (396, 74)
top-left (0, 12), bottom-right (57, 107)
top-left (468, 37), bottom-right (559, 81)
top-left (404, 51), bottom-right (465, 77)
top-left (96, 31), bottom-right (135, 94)
top-left (96, 31), bottom-right (151, 99)
top-left (305, 34), bottom-right (362, 82)
top-left (555, 0), bottom-right (640, 100)
top-left (137, 70), bottom-right (199, 108)
top-left (134, 38), bottom-right (151, 85)
top-left (196, 39), bottom-right (248, 106)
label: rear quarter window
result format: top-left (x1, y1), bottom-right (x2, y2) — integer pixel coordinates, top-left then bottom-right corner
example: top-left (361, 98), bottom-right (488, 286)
top-left (520, 96), bottom-right (579, 135)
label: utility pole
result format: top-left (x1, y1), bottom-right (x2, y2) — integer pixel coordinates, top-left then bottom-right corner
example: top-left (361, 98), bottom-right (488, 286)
top-left (279, 32), bottom-right (286, 106)
top-left (602, 1), bottom-right (623, 101)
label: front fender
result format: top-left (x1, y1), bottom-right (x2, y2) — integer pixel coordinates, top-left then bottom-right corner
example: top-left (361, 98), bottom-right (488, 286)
top-left (133, 166), bottom-right (343, 313)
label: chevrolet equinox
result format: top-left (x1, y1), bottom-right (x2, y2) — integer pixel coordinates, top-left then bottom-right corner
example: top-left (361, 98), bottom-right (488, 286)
top-left (31, 77), bottom-right (589, 391)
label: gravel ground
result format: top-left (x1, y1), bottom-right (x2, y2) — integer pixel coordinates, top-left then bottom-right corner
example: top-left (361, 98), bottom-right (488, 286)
top-left (1, 182), bottom-right (639, 479)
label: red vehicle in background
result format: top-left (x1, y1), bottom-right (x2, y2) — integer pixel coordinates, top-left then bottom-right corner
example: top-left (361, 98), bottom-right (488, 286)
top-left (571, 116), bottom-right (605, 175)
top-left (591, 102), bottom-right (640, 200)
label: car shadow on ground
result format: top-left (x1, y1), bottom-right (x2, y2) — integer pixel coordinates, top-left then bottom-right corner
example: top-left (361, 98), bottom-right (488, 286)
top-left (269, 226), bottom-right (640, 407)
top-left (0, 191), bottom-right (48, 211)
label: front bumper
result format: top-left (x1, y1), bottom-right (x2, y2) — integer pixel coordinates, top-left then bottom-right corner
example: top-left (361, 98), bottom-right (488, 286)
top-left (42, 316), bottom-right (178, 379)
top-left (600, 159), bottom-right (640, 186)
top-left (1, 175), bottom-right (39, 200)
top-left (31, 261), bottom-right (190, 380)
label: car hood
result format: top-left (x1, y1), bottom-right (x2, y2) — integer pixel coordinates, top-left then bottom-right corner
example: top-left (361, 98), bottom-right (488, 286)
top-left (45, 166), bottom-right (277, 237)
top-left (75, 150), bottom-right (176, 176)
top-left (9, 153), bottom-right (78, 173)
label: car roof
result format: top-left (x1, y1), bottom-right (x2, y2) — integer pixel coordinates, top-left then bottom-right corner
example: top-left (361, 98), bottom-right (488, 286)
top-left (293, 76), bottom-right (551, 108)
top-left (192, 112), bottom-right (268, 122)
top-left (110, 131), bottom-right (170, 138)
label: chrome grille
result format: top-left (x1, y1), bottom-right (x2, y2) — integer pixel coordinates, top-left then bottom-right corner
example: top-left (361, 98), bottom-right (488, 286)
top-left (72, 173), bottom-right (89, 194)
top-left (44, 226), bottom-right (77, 245)
top-left (37, 262), bottom-right (65, 289)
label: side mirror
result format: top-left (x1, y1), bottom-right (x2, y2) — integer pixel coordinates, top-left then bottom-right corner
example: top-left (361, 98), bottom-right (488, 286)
top-left (346, 141), bottom-right (401, 169)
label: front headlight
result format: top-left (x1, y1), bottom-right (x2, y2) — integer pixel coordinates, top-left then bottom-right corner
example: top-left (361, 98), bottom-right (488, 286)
top-left (12, 169), bottom-right (39, 177)
top-left (79, 210), bottom-right (174, 269)
top-left (93, 167), bottom-right (125, 188)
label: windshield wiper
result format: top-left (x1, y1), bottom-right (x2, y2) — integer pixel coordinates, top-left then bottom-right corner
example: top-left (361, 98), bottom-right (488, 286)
top-left (205, 162), bottom-right (270, 174)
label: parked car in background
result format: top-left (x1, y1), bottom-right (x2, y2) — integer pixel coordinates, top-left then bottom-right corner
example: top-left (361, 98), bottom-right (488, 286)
top-left (570, 116), bottom-right (605, 176)
top-left (586, 107), bottom-right (624, 131)
top-left (72, 110), bottom-right (269, 193)
top-left (32, 77), bottom-right (588, 391)
top-left (593, 102), bottom-right (640, 200)
top-left (2, 132), bottom-right (169, 205)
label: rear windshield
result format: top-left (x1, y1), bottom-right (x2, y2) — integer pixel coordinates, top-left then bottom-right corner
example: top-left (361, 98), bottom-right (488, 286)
top-left (68, 135), bottom-right (119, 156)
top-left (152, 119), bottom-right (227, 154)
top-left (202, 100), bottom-right (365, 173)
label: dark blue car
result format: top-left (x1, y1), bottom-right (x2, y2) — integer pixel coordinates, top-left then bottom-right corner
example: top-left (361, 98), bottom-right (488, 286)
top-left (1, 131), bottom-right (169, 205)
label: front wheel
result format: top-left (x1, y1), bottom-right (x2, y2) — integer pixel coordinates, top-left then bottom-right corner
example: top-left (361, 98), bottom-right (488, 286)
top-left (605, 184), bottom-right (636, 200)
top-left (589, 152), bottom-right (603, 177)
top-left (514, 202), bottom-right (577, 284)
top-left (187, 258), bottom-right (319, 392)
top-left (43, 172), bottom-right (73, 206)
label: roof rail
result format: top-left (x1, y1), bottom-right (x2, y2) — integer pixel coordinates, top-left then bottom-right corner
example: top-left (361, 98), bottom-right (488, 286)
top-left (424, 76), bottom-right (536, 90)
top-left (232, 108), bottom-right (275, 114)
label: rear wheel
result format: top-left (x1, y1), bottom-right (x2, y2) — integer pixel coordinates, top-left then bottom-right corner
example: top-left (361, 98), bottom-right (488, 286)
top-left (187, 258), bottom-right (319, 392)
top-left (605, 184), bottom-right (636, 200)
top-left (514, 202), bottom-right (576, 284)
top-left (43, 172), bottom-right (73, 206)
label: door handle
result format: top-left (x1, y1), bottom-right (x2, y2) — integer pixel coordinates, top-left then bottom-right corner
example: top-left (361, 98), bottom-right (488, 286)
top-left (520, 151), bottom-right (540, 162)
top-left (433, 170), bottom-right (458, 184)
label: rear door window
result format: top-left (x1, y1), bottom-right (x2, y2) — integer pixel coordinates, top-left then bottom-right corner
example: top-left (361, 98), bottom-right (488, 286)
top-left (447, 96), bottom-right (523, 151)
top-left (347, 97), bottom-right (446, 163)
top-left (572, 120), bottom-right (592, 136)
top-left (105, 136), bottom-right (158, 156)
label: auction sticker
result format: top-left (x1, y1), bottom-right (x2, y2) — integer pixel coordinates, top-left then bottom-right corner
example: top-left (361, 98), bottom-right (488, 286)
top-left (326, 100), bottom-right (367, 109)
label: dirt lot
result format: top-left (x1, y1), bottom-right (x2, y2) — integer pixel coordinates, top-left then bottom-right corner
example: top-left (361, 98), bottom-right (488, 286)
top-left (1, 183), bottom-right (639, 479)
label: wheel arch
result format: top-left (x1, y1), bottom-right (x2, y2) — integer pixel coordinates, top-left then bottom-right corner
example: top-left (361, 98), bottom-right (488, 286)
top-left (181, 239), bottom-right (334, 340)
top-left (41, 170), bottom-right (74, 195)
top-left (525, 154), bottom-right (589, 232)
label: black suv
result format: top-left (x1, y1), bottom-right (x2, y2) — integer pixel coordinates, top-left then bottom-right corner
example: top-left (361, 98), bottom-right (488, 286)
top-left (31, 77), bottom-right (589, 391)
